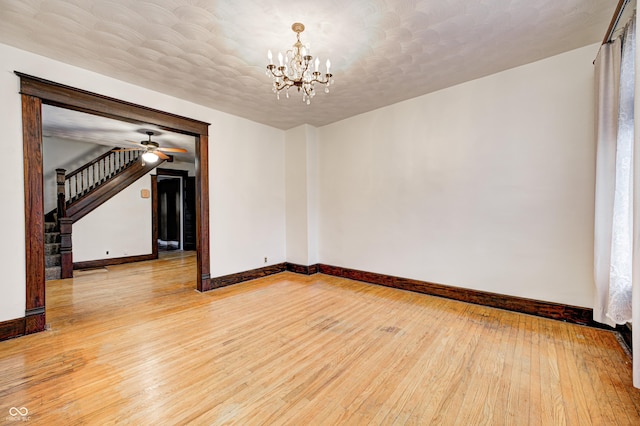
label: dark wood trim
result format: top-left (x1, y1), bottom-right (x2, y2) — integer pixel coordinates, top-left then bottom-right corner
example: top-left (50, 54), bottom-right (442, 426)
top-left (151, 175), bottom-right (158, 260)
top-left (196, 135), bottom-right (211, 292)
top-left (25, 309), bottom-right (46, 335)
top-left (286, 263), bottom-right (319, 275)
top-left (156, 168), bottom-right (189, 177)
top-left (56, 168), bottom-right (66, 220)
top-left (22, 94), bottom-right (46, 334)
top-left (74, 253), bottom-right (156, 270)
top-left (0, 317), bottom-right (26, 341)
top-left (317, 264), bottom-right (597, 327)
top-left (210, 263), bottom-right (286, 289)
top-left (17, 72), bottom-right (211, 337)
top-left (59, 218), bottom-right (73, 279)
top-left (16, 72), bottom-right (209, 136)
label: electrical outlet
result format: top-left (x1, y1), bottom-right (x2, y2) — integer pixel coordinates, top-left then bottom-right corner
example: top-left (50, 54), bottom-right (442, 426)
top-left (264, 257), bottom-right (268, 263)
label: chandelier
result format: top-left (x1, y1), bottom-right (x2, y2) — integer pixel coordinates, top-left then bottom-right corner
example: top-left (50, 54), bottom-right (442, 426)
top-left (266, 23), bottom-right (333, 105)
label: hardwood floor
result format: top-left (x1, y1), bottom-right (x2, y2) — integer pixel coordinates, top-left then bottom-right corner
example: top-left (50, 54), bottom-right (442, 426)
top-left (1, 252), bottom-right (639, 424)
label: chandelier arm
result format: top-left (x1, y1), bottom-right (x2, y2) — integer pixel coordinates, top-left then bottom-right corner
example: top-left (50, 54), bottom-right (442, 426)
top-left (308, 76), bottom-right (329, 84)
top-left (267, 65), bottom-right (286, 79)
top-left (273, 80), bottom-right (295, 93)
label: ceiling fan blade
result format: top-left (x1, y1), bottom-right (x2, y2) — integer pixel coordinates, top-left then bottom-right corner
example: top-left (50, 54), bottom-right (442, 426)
top-left (158, 147), bottom-right (188, 153)
top-left (123, 140), bottom-right (145, 148)
top-left (156, 151), bottom-right (171, 160)
top-left (113, 148), bottom-right (143, 152)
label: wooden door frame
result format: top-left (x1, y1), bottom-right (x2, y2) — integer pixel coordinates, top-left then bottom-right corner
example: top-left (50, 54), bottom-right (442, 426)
top-left (18, 72), bottom-right (212, 334)
top-left (155, 168), bottom-right (190, 251)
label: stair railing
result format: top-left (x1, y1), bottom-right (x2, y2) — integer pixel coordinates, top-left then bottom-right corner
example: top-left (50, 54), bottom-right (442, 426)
top-left (54, 148), bottom-right (141, 279)
top-left (60, 148), bottom-right (140, 204)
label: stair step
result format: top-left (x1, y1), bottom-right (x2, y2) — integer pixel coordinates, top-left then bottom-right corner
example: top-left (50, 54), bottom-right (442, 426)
top-left (45, 243), bottom-right (60, 255)
top-left (45, 266), bottom-right (61, 281)
top-left (45, 232), bottom-right (60, 244)
top-left (44, 222), bottom-right (57, 232)
top-left (45, 254), bottom-right (61, 268)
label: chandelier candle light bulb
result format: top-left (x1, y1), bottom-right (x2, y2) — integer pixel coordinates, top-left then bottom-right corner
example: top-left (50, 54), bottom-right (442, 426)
top-left (266, 22), bottom-right (334, 104)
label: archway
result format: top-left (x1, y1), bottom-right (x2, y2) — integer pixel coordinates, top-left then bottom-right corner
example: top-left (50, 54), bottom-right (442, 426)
top-left (18, 72), bottom-right (212, 334)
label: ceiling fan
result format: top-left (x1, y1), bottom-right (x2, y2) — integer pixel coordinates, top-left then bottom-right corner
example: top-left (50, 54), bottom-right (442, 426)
top-left (115, 131), bottom-right (187, 163)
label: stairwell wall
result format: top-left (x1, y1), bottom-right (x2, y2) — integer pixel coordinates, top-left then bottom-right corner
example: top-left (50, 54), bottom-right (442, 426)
top-left (73, 173), bottom-right (153, 262)
top-left (0, 42), bottom-right (286, 323)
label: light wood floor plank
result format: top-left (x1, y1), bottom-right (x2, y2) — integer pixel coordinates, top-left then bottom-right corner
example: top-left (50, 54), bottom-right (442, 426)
top-left (1, 252), bottom-right (639, 424)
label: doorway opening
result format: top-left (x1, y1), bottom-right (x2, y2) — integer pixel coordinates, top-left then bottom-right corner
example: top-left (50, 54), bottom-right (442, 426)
top-left (18, 72), bottom-right (212, 335)
top-left (156, 168), bottom-right (196, 253)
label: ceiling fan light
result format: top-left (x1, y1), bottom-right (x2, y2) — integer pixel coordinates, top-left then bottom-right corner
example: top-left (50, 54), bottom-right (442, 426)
top-left (142, 151), bottom-right (159, 163)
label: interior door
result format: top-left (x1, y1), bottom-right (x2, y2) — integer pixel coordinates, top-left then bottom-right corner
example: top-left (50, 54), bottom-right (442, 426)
top-left (183, 176), bottom-right (196, 250)
top-left (158, 178), bottom-right (181, 249)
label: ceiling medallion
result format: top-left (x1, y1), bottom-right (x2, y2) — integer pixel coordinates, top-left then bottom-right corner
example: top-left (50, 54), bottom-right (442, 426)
top-left (266, 23), bottom-right (334, 105)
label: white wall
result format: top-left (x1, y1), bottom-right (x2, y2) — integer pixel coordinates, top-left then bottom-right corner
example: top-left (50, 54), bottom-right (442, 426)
top-left (73, 174), bottom-right (153, 262)
top-left (286, 126), bottom-right (310, 265)
top-left (0, 42), bottom-right (286, 322)
top-left (211, 116), bottom-right (285, 275)
top-left (285, 125), bottom-right (319, 266)
top-left (318, 44), bottom-right (598, 308)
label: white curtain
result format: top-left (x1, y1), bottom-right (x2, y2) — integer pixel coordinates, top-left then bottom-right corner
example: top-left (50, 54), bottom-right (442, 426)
top-left (594, 13), bottom-right (640, 387)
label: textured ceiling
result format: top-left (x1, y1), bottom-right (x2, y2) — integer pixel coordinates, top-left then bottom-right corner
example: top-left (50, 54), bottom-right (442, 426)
top-left (0, 0), bottom-right (616, 130)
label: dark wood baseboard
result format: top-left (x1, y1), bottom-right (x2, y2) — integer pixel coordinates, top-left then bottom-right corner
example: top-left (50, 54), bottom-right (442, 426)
top-left (286, 263), bottom-right (319, 275)
top-left (210, 263), bottom-right (286, 289)
top-left (74, 253), bottom-right (157, 270)
top-left (0, 317), bottom-right (26, 341)
top-left (617, 323), bottom-right (632, 354)
top-left (318, 264), bottom-right (597, 327)
top-left (25, 311), bottom-right (45, 334)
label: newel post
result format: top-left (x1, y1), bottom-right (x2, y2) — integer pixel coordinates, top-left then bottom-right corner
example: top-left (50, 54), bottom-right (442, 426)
top-left (59, 217), bottom-right (73, 279)
top-left (55, 168), bottom-right (66, 221)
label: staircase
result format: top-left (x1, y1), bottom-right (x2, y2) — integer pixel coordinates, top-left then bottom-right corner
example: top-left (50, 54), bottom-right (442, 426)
top-left (45, 147), bottom-right (164, 280)
top-left (45, 221), bottom-right (62, 280)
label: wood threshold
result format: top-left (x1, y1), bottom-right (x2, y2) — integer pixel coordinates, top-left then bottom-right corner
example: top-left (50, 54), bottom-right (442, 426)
top-left (73, 253), bottom-right (157, 270)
